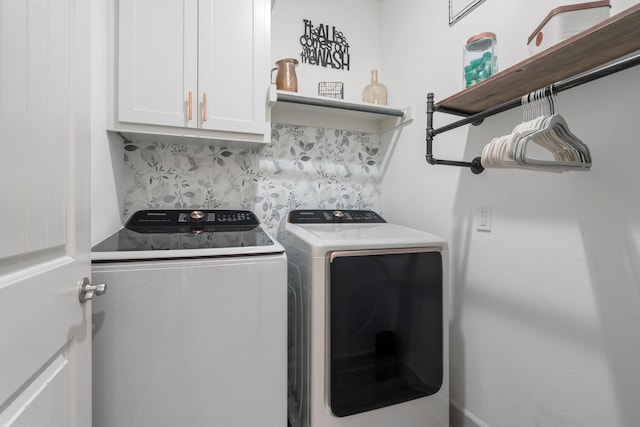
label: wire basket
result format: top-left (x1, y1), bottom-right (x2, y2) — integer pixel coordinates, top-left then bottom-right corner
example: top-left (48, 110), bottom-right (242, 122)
top-left (318, 82), bottom-right (344, 99)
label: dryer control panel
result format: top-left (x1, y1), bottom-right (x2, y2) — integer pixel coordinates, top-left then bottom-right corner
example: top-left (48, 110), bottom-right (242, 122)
top-left (289, 210), bottom-right (386, 224)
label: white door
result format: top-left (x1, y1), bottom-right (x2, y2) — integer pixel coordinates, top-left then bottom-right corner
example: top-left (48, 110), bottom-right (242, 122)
top-left (198, 0), bottom-right (269, 135)
top-left (0, 0), bottom-right (93, 425)
top-left (117, 0), bottom-right (198, 128)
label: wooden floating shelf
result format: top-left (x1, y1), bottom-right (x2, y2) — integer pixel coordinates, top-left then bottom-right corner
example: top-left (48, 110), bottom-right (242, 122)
top-left (436, 3), bottom-right (640, 115)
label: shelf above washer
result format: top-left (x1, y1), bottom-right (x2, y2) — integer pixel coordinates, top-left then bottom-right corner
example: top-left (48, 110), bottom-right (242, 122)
top-left (269, 86), bottom-right (412, 134)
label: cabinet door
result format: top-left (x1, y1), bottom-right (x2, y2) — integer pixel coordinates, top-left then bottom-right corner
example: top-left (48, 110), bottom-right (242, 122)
top-left (198, 0), bottom-right (269, 135)
top-left (118, 0), bottom-right (198, 128)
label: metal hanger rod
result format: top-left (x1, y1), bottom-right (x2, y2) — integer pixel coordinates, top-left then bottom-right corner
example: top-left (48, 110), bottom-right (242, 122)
top-left (426, 52), bottom-right (640, 173)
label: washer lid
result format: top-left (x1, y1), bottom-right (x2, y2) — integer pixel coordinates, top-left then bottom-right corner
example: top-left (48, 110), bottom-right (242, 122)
top-left (92, 210), bottom-right (283, 261)
top-left (283, 215), bottom-right (448, 256)
top-left (294, 222), bottom-right (443, 245)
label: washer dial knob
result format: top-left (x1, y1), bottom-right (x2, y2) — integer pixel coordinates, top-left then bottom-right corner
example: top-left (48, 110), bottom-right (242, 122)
top-left (332, 210), bottom-right (345, 219)
top-left (190, 210), bottom-right (205, 221)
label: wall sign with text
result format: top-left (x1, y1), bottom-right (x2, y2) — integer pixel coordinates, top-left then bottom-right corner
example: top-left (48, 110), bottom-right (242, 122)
top-left (299, 19), bottom-right (351, 71)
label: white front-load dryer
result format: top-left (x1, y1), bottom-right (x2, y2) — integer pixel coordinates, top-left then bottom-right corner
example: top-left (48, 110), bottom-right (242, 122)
top-left (279, 210), bottom-right (449, 427)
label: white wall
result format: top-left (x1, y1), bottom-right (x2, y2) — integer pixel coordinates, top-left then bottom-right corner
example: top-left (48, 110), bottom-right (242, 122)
top-left (91, 0), bottom-right (124, 245)
top-left (380, 0), bottom-right (640, 426)
top-left (271, 0), bottom-right (384, 103)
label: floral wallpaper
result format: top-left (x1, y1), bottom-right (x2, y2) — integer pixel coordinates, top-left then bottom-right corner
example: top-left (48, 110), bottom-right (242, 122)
top-left (122, 123), bottom-right (382, 234)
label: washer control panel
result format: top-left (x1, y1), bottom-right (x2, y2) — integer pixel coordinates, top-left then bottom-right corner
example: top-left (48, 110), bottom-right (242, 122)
top-left (289, 210), bottom-right (386, 224)
top-left (126, 210), bottom-right (259, 229)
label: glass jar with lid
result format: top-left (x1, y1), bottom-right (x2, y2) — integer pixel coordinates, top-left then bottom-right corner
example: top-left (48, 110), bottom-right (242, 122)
top-left (463, 32), bottom-right (498, 88)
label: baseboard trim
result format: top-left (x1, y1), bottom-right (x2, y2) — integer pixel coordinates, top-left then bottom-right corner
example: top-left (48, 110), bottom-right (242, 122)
top-left (450, 400), bottom-right (490, 427)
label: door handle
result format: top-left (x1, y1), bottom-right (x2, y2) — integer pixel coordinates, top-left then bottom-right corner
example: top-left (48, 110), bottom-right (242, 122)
top-left (79, 277), bottom-right (107, 303)
top-left (202, 92), bottom-right (207, 122)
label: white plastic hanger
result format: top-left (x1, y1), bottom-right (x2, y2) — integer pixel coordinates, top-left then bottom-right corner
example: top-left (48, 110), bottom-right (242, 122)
top-left (481, 87), bottom-right (591, 172)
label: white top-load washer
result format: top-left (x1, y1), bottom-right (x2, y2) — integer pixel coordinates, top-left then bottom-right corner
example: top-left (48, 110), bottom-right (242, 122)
top-left (279, 210), bottom-right (449, 427)
top-left (91, 209), bottom-right (286, 427)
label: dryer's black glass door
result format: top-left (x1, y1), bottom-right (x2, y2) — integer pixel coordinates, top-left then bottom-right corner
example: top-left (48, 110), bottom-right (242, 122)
top-left (329, 250), bottom-right (443, 417)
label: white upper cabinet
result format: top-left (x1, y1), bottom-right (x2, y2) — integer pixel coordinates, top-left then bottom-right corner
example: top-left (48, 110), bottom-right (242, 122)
top-left (111, 0), bottom-right (270, 145)
top-left (198, 1), bottom-right (268, 135)
top-left (118, 0), bottom-right (197, 128)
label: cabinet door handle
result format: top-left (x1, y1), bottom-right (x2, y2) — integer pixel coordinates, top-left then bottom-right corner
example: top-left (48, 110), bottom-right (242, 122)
top-left (202, 93), bottom-right (207, 122)
top-left (188, 91), bottom-right (193, 121)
